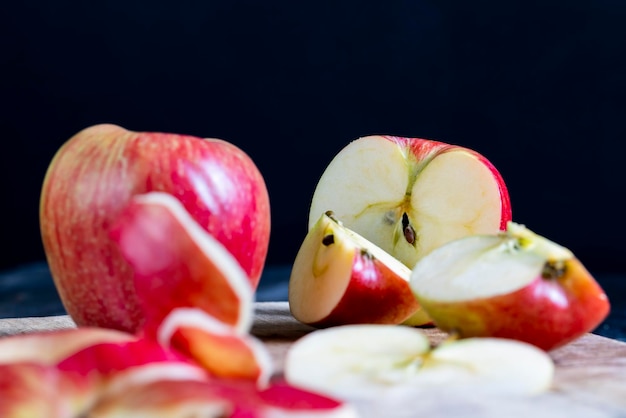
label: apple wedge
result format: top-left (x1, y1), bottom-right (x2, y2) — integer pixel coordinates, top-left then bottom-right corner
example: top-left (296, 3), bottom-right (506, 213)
top-left (109, 191), bottom-right (254, 336)
top-left (410, 221), bottom-right (611, 351)
top-left (289, 211), bottom-right (431, 327)
top-left (308, 135), bottom-right (511, 269)
top-left (284, 324), bottom-right (554, 401)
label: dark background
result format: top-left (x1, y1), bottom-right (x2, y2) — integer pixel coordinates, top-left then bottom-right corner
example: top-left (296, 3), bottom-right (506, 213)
top-left (2, 1), bottom-right (625, 281)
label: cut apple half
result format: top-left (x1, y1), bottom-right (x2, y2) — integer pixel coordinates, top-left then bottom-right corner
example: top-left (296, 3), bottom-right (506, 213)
top-left (308, 135), bottom-right (511, 269)
top-left (289, 211), bottom-right (430, 328)
top-left (410, 221), bottom-right (611, 351)
top-left (109, 191), bottom-right (254, 336)
top-left (284, 324), bottom-right (554, 401)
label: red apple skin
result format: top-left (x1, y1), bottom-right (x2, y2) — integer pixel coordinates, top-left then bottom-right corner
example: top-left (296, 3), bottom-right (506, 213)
top-left (384, 136), bottom-right (512, 230)
top-left (40, 124), bottom-right (270, 333)
top-left (419, 258), bottom-right (610, 351)
top-left (307, 249), bottom-right (420, 328)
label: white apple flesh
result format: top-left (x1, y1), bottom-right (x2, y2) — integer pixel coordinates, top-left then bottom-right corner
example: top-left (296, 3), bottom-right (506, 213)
top-left (410, 222), bottom-right (611, 351)
top-left (284, 324), bottom-right (554, 401)
top-left (308, 135), bottom-right (512, 269)
top-left (288, 211), bottom-right (431, 327)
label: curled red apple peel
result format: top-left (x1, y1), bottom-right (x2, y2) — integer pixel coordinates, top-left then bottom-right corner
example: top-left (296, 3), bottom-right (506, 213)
top-left (108, 191), bottom-right (254, 337)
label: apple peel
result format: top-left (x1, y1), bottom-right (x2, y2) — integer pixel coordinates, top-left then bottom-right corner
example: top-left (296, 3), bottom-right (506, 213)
top-left (157, 307), bottom-right (273, 386)
top-left (109, 191), bottom-right (254, 336)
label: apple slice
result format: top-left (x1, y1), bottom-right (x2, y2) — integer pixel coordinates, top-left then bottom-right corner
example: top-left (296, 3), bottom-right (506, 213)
top-left (288, 211), bottom-right (431, 328)
top-left (410, 221), bottom-right (611, 351)
top-left (308, 135), bottom-right (511, 269)
top-left (0, 327), bottom-right (134, 365)
top-left (284, 324), bottom-right (554, 401)
top-left (157, 307), bottom-right (273, 385)
top-left (0, 362), bottom-right (98, 418)
top-left (109, 191), bottom-right (254, 336)
top-left (88, 378), bottom-right (358, 418)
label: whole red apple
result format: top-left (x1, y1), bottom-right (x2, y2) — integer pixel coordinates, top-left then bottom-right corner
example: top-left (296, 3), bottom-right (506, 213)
top-left (40, 124), bottom-right (271, 333)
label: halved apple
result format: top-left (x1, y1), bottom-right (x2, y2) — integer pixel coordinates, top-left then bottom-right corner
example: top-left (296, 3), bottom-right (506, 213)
top-left (284, 324), bottom-right (554, 401)
top-left (410, 221), bottom-right (611, 351)
top-left (289, 211), bottom-right (431, 327)
top-left (308, 135), bottom-right (511, 269)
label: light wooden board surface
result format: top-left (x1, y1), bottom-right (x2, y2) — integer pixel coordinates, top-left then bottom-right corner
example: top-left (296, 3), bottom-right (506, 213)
top-left (2, 301), bottom-right (626, 418)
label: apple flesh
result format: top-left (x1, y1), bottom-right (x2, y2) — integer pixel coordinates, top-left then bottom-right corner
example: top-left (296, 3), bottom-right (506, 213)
top-left (308, 135), bottom-right (512, 269)
top-left (284, 324), bottom-right (554, 401)
top-left (40, 123), bottom-right (270, 333)
top-left (289, 211), bottom-right (431, 327)
top-left (410, 222), bottom-right (611, 351)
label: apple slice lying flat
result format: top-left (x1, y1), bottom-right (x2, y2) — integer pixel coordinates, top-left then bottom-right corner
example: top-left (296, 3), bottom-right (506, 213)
top-left (309, 135), bottom-right (511, 269)
top-left (284, 324), bottom-right (554, 401)
top-left (289, 211), bottom-right (431, 327)
top-left (0, 362), bottom-right (97, 418)
top-left (410, 221), bottom-right (611, 351)
top-left (89, 379), bottom-right (358, 418)
top-left (109, 191), bottom-right (254, 336)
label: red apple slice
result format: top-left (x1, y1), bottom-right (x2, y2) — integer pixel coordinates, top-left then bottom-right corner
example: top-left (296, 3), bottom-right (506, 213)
top-left (284, 324), bottom-right (554, 401)
top-left (109, 191), bottom-right (254, 336)
top-left (86, 379), bottom-right (233, 417)
top-left (88, 378), bottom-right (358, 418)
top-left (0, 327), bottom-right (134, 365)
top-left (57, 337), bottom-right (209, 399)
top-left (308, 135), bottom-right (511, 269)
top-left (410, 221), bottom-right (611, 351)
top-left (0, 362), bottom-right (98, 418)
top-left (157, 307), bottom-right (273, 385)
top-left (289, 211), bottom-right (431, 327)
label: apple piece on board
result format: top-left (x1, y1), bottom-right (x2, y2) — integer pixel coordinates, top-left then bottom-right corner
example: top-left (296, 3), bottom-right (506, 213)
top-left (40, 123), bottom-right (270, 333)
top-left (56, 337), bottom-right (210, 400)
top-left (109, 191), bottom-right (254, 337)
top-left (88, 379), bottom-right (358, 418)
top-left (86, 379), bottom-right (233, 418)
top-left (410, 221), bottom-right (611, 351)
top-left (283, 324), bottom-right (554, 402)
top-left (0, 327), bottom-right (135, 418)
top-left (0, 327), bottom-right (134, 365)
top-left (0, 362), bottom-right (98, 418)
top-left (156, 307), bottom-right (273, 385)
top-left (288, 211), bottom-right (431, 328)
top-left (308, 135), bottom-right (511, 269)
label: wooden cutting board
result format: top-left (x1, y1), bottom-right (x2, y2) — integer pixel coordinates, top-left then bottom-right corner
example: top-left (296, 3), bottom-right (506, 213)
top-left (2, 301), bottom-right (625, 418)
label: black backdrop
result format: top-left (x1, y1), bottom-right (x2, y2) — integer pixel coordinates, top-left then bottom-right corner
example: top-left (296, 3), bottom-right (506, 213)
top-left (2, 1), bottom-right (625, 276)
